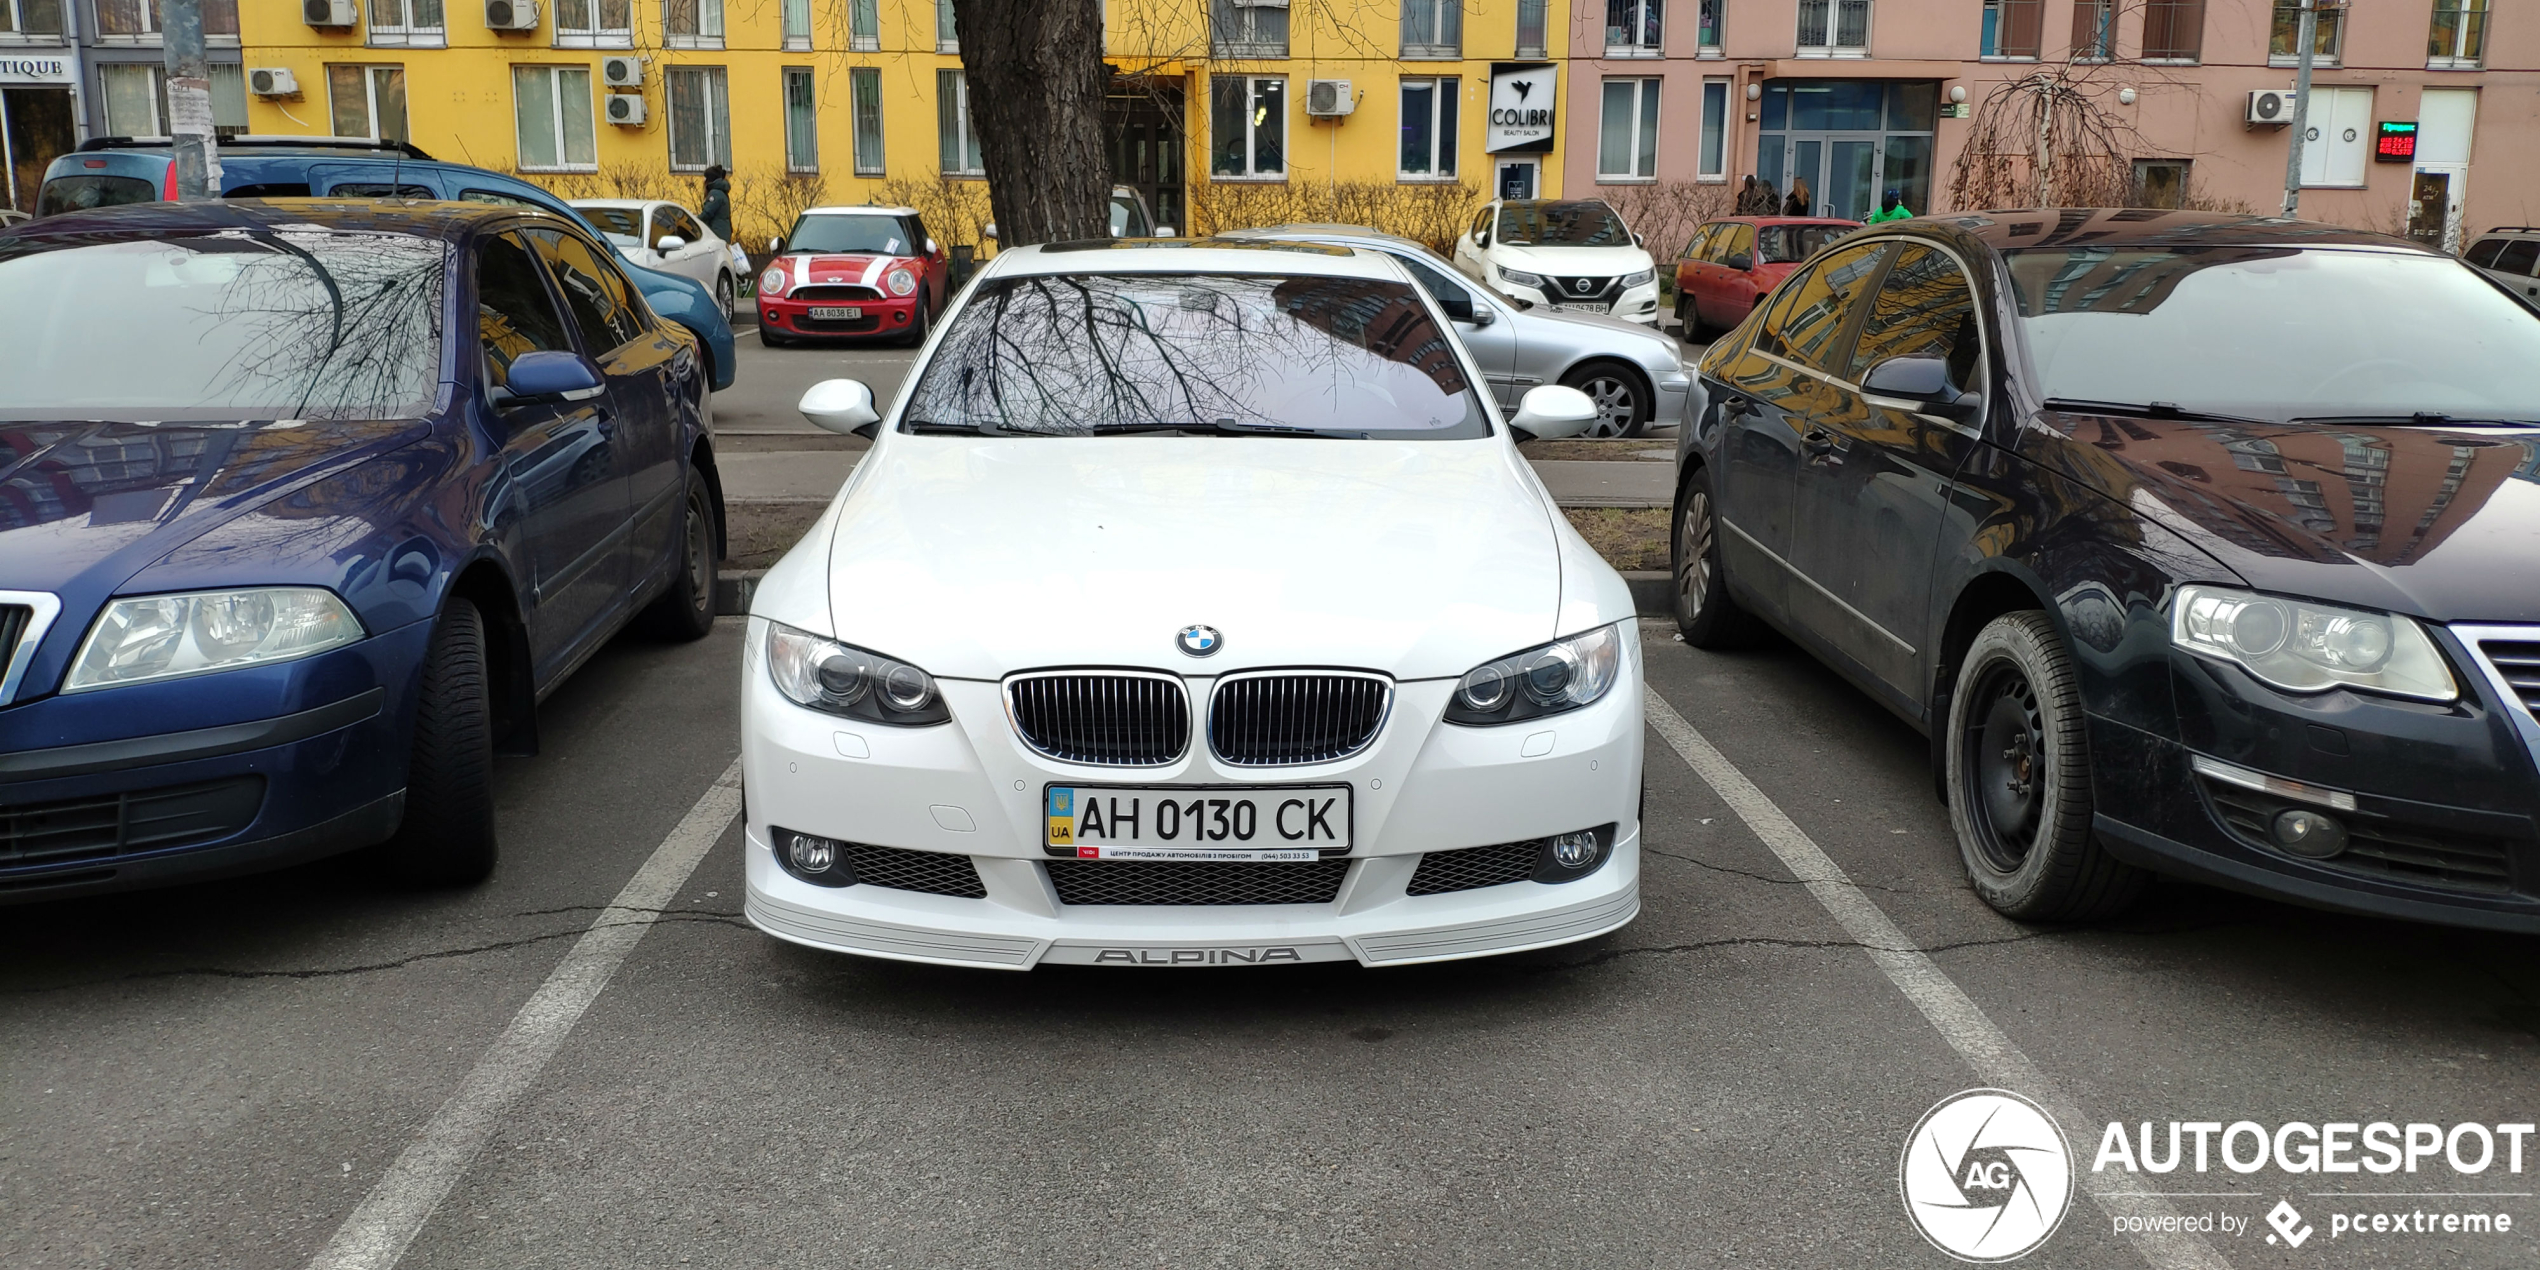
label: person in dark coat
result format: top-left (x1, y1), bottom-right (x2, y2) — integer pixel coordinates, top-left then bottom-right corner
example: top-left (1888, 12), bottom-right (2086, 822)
top-left (1782, 176), bottom-right (1812, 217)
top-left (1735, 175), bottom-right (1780, 216)
top-left (698, 165), bottom-right (732, 242)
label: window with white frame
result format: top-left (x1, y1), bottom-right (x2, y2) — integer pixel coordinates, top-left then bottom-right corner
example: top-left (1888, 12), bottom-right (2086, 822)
top-left (513, 65), bottom-right (595, 171)
top-left (1211, 0), bottom-right (1287, 58)
top-left (937, 68), bottom-right (982, 175)
top-left (1597, 77), bottom-right (1658, 180)
top-left (551, 0), bottom-right (631, 47)
top-left (1514, 0), bottom-right (1545, 56)
top-left (1698, 77), bottom-right (1727, 177)
top-left (1605, 0), bottom-right (1660, 54)
top-left (849, 0), bottom-right (878, 49)
top-left (781, 0), bottom-right (808, 47)
top-left (2269, 0), bottom-right (2340, 66)
top-left (1399, 76), bottom-right (1457, 178)
top-left (210, 62), bottom-right (246, 134)
top-left (665, 0), bottom-right (722, 49)
top-left (366, 0), bottom-right (444, 47)
top-left (936, 0), bottom-right (957, 51)
top-left (98, 62), bottom-right (164, 134)
top-left (2428, 0), bottom-right (2486, 67)
top-left (783, 66), bottom-right (817, 171)
top-left (1401, 0), bottom-right (1460, 57)
top-left (1208, 74), bottom-right (1284, 178)
top-left (327, 64), bottom-right (407, 141)
top-left (1, 0), bottom-right (66, 39)
top-left (666, 65), bottom-right (730, 170)
top-left (1795, 0), bottom-right (1868, 54)
top-left (1698, 0), bottom-right (1720, 50)
top-left (852, 66), bottom-right (884, 174)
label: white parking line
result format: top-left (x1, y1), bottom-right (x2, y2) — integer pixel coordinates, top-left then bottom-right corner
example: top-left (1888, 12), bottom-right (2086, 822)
top-left (304, 758), bottom-right (746, 1270)
top-left (1642, 689), bottom-right (2230, 1270)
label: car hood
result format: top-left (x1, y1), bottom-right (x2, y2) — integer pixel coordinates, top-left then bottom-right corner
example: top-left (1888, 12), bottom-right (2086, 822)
top-left (776, 253), bottom-right (909, 290)
top-left (1491, 244), bottom-right (1655, 278)
top-left (2040, 412), bottom-right (2540, 622)
top-left (822, 437), bottom-right (1567, 681)
top-left (1526, 305), bottom-right (1684, 355)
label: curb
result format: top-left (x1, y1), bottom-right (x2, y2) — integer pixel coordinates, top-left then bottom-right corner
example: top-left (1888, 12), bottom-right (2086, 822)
top-left (722, 568), bottom-right (1674, 620)
top-left (714, 568), bottom-right (765, 616)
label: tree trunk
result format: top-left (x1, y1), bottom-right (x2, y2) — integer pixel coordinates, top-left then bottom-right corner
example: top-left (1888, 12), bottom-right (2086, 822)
top-left (951, 0), bottom-right (1113, 246)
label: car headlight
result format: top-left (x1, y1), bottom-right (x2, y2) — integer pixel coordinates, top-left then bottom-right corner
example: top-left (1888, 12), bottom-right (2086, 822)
top-left (885, 267), bottom-right (918, 297)
top-left (759, 266), bottom-right (787, 298)
top-left (765, 622), bottom-right (950, 725)
top-left (1497, 267), bottom-right (1549, 292)
top-left (1621, 269), bottom-right (1656, 287)
top-left (65, 587), bottom-right (364, 692)
top-left (2171, 584), bottom-right (2455, 701)
top-left (1444, 624), bottom-right (1623, 725)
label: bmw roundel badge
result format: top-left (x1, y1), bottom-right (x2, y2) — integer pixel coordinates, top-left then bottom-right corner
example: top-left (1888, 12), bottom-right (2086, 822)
top-left (1176, 625), bottom-right (1222, 657)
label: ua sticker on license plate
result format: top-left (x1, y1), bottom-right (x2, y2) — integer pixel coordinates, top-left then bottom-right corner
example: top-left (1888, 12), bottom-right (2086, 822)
top-left (808, 305), bottom-right (862, 320)
top-left (1046, 785), bottom-right (1350, 861)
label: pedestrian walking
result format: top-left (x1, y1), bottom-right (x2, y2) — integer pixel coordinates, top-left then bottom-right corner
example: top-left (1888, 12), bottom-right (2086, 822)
top-left (1782, 177), bottom-right (1812, 218)
top-left (698, 164), bottom-right (733, 243)
top-left (1868, 189), bottom-right (1914, 223)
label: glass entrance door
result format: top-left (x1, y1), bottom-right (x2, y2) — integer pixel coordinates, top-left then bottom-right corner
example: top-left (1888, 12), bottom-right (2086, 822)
top-left (1754, 80), bottom-right (1937, 220)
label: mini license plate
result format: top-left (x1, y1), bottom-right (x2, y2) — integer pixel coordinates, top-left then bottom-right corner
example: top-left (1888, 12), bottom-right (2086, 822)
top-left (1045, 785), bottom-right (1350, 861)
top-left (807, 305), bottom-right (863, 320)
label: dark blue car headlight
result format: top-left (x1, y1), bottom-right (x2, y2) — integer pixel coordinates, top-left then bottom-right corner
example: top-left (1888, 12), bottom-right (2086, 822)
top-left (64, 587), bottom-right (365, 692)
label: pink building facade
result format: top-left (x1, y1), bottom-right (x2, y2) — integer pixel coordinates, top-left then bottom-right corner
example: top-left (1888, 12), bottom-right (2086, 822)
top-left (1560, 0), bottom-right (2537, 248)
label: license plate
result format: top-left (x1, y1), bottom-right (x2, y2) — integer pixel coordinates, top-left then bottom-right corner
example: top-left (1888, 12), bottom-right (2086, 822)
top-left (1046, 785), bottom-right (1350, 861)
top-left (1553, 302), bottom-right (1606, 313)
top-left (808, 305), bottom-right (862, 320)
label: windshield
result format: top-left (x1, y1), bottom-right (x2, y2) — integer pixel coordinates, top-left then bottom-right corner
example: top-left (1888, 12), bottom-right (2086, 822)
top-left (783, 215), bottom-right (911, 256)
top-left (1496, 201), bottom-right (1631, 247)
top-left (0, 229), bottom-right (447, 420)
top-left (578, 206), bottom-right (645, 249)
top-left (2010, 247), bottom-right (2540, 424)
top-left (901, 272), bottom-right (1488, 438)
top-left (1758, 223), bottom-right (1848, 264)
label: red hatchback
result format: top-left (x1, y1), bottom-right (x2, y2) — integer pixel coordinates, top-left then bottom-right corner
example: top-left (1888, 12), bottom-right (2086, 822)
top-left (1672, 217), bottom-right (1860, 337)
top-left (756, 206), bottom-right (949, 347)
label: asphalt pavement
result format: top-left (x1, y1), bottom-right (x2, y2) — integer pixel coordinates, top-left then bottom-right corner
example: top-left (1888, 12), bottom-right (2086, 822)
top-left (8, 613), bottom-right (2536, 1268)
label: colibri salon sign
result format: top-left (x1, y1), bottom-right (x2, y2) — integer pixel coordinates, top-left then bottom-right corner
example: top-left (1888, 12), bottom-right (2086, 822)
top-left (1487, 63), bottom-right (1557, 154)
top-left (0, 56), bottom-right (75, 84)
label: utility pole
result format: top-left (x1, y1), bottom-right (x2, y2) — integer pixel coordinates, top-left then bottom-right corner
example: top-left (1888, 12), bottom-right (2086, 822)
top-left (2279, 0), bottom-right (2319, 217)
top-left (159, 0), bottom-right (220, 200)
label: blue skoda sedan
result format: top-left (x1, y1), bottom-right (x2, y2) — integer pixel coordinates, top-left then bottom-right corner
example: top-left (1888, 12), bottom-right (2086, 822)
top-left (0, 200), bottom-right (726, 898)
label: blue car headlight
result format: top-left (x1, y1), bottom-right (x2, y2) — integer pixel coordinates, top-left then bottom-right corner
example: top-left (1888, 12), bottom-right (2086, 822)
top-left (1445, 624), bottom-right (1623, 725)
top-left (2172, 584), bottom-right (2456, 701)
top-left (64, 587), bottom-right (364, 692)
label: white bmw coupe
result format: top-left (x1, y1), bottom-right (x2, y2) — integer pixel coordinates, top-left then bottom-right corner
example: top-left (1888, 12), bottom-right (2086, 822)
top-left (740, 239), bottom-right (1645, 969)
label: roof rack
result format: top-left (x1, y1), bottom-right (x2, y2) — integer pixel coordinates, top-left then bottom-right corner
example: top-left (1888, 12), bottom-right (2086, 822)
top-left (75, 135), bottom-right (436, 161)
top-left (2483, 226), bottom-right (2539, 235)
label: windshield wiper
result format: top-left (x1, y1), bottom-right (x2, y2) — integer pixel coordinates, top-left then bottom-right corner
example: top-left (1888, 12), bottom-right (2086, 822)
top-left (2292, 412), bottom-right (2540, 428)
top-left (2040, 398), bottom-right (2274, 427)
top-left (1091, 421), bottom-right (1329, 438)
top-left (900, 418), bottom-right (987, 434)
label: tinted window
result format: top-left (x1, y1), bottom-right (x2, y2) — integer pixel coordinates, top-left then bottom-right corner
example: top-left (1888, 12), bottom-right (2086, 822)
top-left (2009, 246), bottom-right (2540, 422)
top-left (2463, 238), bottom-right (2507, 268)
top-left (1495, 200), bottom-right (1630, 247)
top-left (1848, 245), bottom-right (1981, 394)
top-left (1758, 223), bottom-right (1847, 264)
top-left (2495, 241), bottom-right (2540, 277)
top-left (35, 175), bottom-right (157, 217)
top-left (1390, 250), bottom-right (1473, 308)
top-left (0, 228), bottom-right (445, 419)
top-left (1759, 243), bottom-right (1887, 372)
top-left (330, 181), bottom-right (436, 198)
top-left (528, 229), bottom-right (647, 351)
top-left (902, 273), bottom-right (1488, 439)
top-left (907, 216), bottom-right (933, 249)
top-left (476, 233), bottom-right (571, 391)
top-left (781, 215), bottom-right (911, 255)
top-left (459, 188), bottom-right (543, 209)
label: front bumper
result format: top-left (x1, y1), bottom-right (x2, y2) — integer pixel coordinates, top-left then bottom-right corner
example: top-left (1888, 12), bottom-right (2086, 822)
top-left (758, 292), bottom-right (923, 340)
top-left (1507, 280), bottom-right (1662, 326)
top-left (738, 619), bottom-right (1645, 968)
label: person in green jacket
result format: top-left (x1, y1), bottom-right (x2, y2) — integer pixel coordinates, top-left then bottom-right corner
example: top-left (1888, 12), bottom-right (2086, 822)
top-left (1868, 189), bottom-right (1913, 223)
top-left (698, 165), bottom-right (733, 242)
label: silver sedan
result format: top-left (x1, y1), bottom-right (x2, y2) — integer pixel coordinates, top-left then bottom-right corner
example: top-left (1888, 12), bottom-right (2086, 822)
top-left (1221, 224), bottom-right (1689, 437)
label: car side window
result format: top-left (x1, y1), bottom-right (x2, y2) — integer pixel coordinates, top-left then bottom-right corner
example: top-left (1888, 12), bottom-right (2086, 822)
top-left (2464, 238), bottom-right (2507, 269)
top-left (667, 207), bottom-right (707, 244)
top-left (460, 188), bottom-right (542, 209)
top-left (1847, 244), bottom-right (1982, 396)
top-left (1722, 224), bottom-right (1756, 264)
top-left (477, 233), bottom-right (572, 392)
top-left (906, 215), bottom-right (933, 249)
top-left (329, 181), bottom-right (436, 198)
top-left (1471, 208), bottom-right (1493, 242)
top-left (2496, 240), bottom-right (2540, 277)
top-left (1683, 225), bottom-right (1717, 262)
top-left (1393, 251), bottom-right (1474, 309)
top-left (527, 228), bottom-right (649, 353)
top-left (1757, 243), bottom-right (1888, 374)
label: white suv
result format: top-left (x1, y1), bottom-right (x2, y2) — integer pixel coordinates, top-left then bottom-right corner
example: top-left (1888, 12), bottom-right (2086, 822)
top-left (2464, 227), bottom-right (2540, 308)
top-left (1452, 199), bottom-right (1661, 326)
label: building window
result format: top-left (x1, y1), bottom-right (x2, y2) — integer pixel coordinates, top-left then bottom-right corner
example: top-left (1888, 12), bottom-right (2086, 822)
top-left (210, 62), bottom-right (247, 134)
top-left (849, 0), bottom-right (878, 49)
top-left (2269, 0), bottom-right (2340, 65)
top-left (1980, 0), bottom-right (2039, 56)
top-left (98, 62), bottom-right (164, 133)
top-left (1795, 0), bottom-right (1868, 53)
top-left (1605, 0), bottom-right (1660, 55)
top-left (937, 68), bottom-right (982, 175)
top-left (1210, 0), bottom-right (1287, 58)
top-left (94, 0), bottom-right (239, 39)
top-left (851, 66), bottom-right (884, 175)
top-left (2131, 158), bottom-right (2188, 209)
top-left (935, 0), bottom-right (957, 51)
top-left (781, 0), bottom-right (808, 47)
top-left (366, 0), bottom-right (444, 47)
top-left (2427, 0), bottom-right (2486, 67)
top-left (1698, 77), bottom-right (1727, 177)
top-left (1400, 0), bottom-right (1460, 57)
top-left (551, 0), bottom-right (631, 48)
top-left (1399, 76), bottom-right (1457, 178)
top-left (2068, 0), bottom-right (2110, 58)
top-left (1514, 0), bottom-right (1545, 56)
top-left (2139, 0), bottom-right (2201, 61)
top-left (513, 65), bottom-right (595, 171)
top-left (1, 0), bottom-right (66, 38)
top-left (666, 65), bottom-right (730, 171)
top-left (1208, 74), bottom-right (1284, 178)
top-left (665, 0), bottom-right (722, 49)
top-left (1597, 77), bottom-right (1658, 180)
top-left (327, 64), bottom-right (406, 142)
top-left (1698, 0), bottom-right (1720, 50)
top-left (776, 66), bottom-right (817, 171)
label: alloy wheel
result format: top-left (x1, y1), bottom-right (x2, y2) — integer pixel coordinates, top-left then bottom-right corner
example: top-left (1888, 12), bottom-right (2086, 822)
top-left (1677, 489), bottom-right (1715, 621)
top-left (716, 274), bottom-right (736, 320)
top-left (1577, 375), bottom-right (1640, 438)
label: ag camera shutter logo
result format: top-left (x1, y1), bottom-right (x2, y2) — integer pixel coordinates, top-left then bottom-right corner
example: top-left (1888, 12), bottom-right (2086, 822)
top-left (1901, 1089), bottom-right (2075, 1262)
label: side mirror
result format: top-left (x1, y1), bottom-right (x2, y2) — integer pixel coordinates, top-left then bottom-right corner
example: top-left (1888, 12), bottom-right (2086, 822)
top-left (799, 378), bottom-right (881, 438)
top-left (769, 236), bottom-right (783, 252)
top-left (1155, 226), bottom-right (1177, 238)
top-left (1725, 252), bottom-right (1753, 272)
top-left (981, 222), bottom-right (999, 241)
top-left (1476, 231), bottom-right (1491, 248)
top-left (1633, 232), bottom-right (1646, 247)
top-left (926, 237), bottom-right (940, 255)
top-left (657, 235), bottom-right (686, 252)
top-left (1861, 356), bottom-right (1981, 425)
top-left (500, 350), bottom-right (605, 404)
top-left (1507, 384), bottom-right (1599, 442)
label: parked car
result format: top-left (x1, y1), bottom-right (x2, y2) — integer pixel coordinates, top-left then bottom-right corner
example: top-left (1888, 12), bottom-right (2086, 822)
top-left (756, 205), bottom-right (950, 347)
top-left (33, 136), bottom-right (736, 393)
top-left (1453, 199), bottom-right (1661, 326)
top-left (571, 198), bottom-right (746, 319)
top-left (1674, 208), bottom-right (2540, 932)
top-left (1222, 223), bottom-right (1689, 437)
top-left (0, 198), bottom-right (725, 901)
top-left (1673, 216), bottom-right (1859, 336)
top-left (2463, 226), bottom-right (2540, 307)
top-left (982, 185), bottom-right (1175, 245)
top-left (741, 240), bottom-right (1639, 969)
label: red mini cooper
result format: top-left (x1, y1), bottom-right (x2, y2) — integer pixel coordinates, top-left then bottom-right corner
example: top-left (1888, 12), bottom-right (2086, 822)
top-left (756, 206), bottom-right (950, 347)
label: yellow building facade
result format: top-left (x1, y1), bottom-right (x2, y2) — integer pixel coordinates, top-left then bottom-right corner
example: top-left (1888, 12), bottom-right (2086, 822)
top-left (235, 0), bottom-right (1567, 251)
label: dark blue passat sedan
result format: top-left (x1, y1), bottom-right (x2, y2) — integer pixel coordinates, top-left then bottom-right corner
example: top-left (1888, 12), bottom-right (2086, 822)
top-left (0, 199), bottom-right (726, 899)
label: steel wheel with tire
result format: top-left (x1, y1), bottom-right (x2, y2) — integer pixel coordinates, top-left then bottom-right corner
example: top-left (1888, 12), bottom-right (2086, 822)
top-left (638, 466), bottom-right (719, 641)
top-left (373, 597), bottom-right (498, 887)
top-left (1944, 611), bottom-right (2146, 921)
top-left (901, 300), bottom-right (930, 348)
top-left (758, 325), bottom-right (791, 348)
top-left (1560, 364), bottom-right (1649, 438)
top-left (1677, 294), bottom-right (1706, 339)
top-left (715, 272), bottom-right (736, 321)
top-left (1672, 465), bottom-right (1767, 648)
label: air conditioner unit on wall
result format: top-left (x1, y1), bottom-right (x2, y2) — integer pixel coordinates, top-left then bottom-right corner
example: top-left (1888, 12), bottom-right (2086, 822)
top-left (485, 0), bottom-right (539, 29)
top-left (602, 55), bottom-right (644, 88)
top-left (2248, 88), bottom-right (2298, 125)
top-left (303, 0), bottom-right (356, 26)
top-left (604, 93), bottom-right (646, 126)
top-left (1305, 79), bottom-right (1354, 117)
top-left (247, 67), bottom-right (300, 97)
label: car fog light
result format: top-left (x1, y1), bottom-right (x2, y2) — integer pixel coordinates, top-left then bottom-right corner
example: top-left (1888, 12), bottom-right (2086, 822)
top-left (776, 827), bottom-right (855, 886)
top-left (1531, 823), bottom-right (1617, 882)
top-left (2270, 808), bottom-right (2348, 859)
top-left (788, 832), bottom-right (836, 872)
top-left (1549, 829), bottom-right (1602, 869)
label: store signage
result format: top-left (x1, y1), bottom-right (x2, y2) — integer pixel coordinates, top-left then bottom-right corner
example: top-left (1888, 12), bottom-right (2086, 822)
top-left (1487, 64), bottom-right (1557, 154)
top-left (2375, 120), bottom-right (2418, 163)
top-left (0, 57), bottom-right (76, 84)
